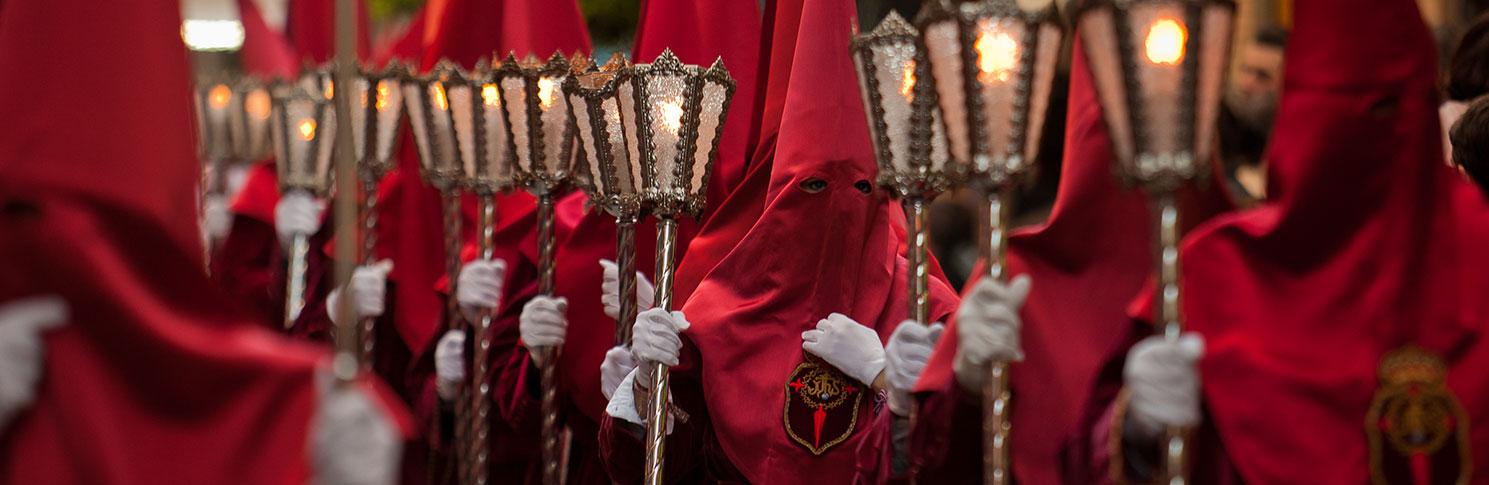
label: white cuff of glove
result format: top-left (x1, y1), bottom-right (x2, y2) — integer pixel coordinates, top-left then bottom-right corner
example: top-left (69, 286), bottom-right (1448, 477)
top-left (1124, 333), bottom-right (1205, 441)
top-left (0, 296), bottom-right (68, 432)
top-left (801, 312), bottom-right (886, 386)
top-left (605, 367), bottom-right (673, 435)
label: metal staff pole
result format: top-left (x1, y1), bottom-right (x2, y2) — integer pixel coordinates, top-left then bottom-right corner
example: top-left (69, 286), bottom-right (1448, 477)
top-left (642, 217), bottom-right (678, 484)
top-left (329, 0), bottom-right (360, 382)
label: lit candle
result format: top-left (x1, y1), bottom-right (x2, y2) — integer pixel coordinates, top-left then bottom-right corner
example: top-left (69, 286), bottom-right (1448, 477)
top-left (431, 83), bottom-right (449, 111)
top-left (245, 90), bottom-right (271, 120)
top-left (482, 83), bottom-right (500, 108)
top-left (537, 77), bottom-right (558, 110)
top-left (298, 119), bottom-right (317, 141)
top-left (899, 59), bottom-right (917, 101)
top-left (659, 98), bottom-right (684, 135)
top-left (1144, 18), bottom-right (1187, 66)
top-left (974, 26), bottom-right (1020, 84)
top-left (208, 84), bottom-right (232, 110)
top-left (375, 80), bottom-right (394, 111)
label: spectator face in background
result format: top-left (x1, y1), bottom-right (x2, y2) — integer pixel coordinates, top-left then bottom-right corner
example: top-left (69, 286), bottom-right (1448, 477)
top-left (1227, 26), bottom-right (1288, 133)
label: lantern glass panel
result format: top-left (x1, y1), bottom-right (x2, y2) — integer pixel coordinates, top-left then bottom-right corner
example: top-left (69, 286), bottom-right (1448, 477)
top-left (242, 85), bottom-right (273, 161)
top-left (857, 37), bottom-right (919, 174)
top-left (569, 90), bottom-right (602, 193)
top-left (536, 74), bottom-right (572, 177)
top-left (643, 72), bottom-right (688, 192)
top-left (402, 80), bottom-right (435, 173)
top-left (972, 17), bottom-right (1026, 172)
top-left (691, 79), bottom-right (728, 197)
top-left (372, 78), bottom-right (403, 163)
top-left (1023, 23), bottom-right (1061, 165)
top-left (1128, 3), bottom-right (1187, 159)
top-left (202, 83), bottom-right (235, 160)
top-left (1194, 4), bottom-right (1234, 164)
top-left (1078, 7), bottom-right (1137, 167)
top-left (478, 80), bottom-right (514, 189)
top-left (924, 19), bottom-right (970, 165)
top-left (427, 82), bottom-right (459, 176)
top-left (619, 82), bottom-right (643, 191)
top-left (498, 76), bottom-right (531, 173)
top-left (445, 78), bottom-right (477, 177)
top-left (351, 77), bottom-right (371, 162)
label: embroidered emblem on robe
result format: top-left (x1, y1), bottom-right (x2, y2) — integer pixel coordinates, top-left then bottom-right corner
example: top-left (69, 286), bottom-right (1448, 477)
top-left (783, 356), bottom-right (864, 455)
top-left (1366, 346), bottom-right (1471, 485)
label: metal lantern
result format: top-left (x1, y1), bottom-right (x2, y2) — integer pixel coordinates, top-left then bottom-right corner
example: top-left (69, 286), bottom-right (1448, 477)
top-left (405, 61), bottom-right (479, 192)
top-left (564, 55), bottom-right (646, 344)
top-left (196, 78), bottom-right (240, 163)
top-left (272, 87), bottom-right (337, 195)
top-left (623, 50), bottom-right (736, 485)
top-left (495, 52), bottom-right (579, 196)
top-left (915, 1), bottom-right (1063, 483)
top-left (1077, 0), bottom-right (1234, 193)
top-left (231, 79), bottom-right (276, 163)
top-left (1076, 0), bottom-right (1235, 482)
top-left (852, 12), bottom-right (952, 201)
top-left (269, 85), bottom-right (336, 329)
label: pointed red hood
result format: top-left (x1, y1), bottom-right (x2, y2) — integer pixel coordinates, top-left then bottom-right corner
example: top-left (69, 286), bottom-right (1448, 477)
top-left (680, 0), bottom-right (955, 480)
top-left (285, 0), bottom-right (371, 64)
top-left (237, 0), bottom-right (298, 79)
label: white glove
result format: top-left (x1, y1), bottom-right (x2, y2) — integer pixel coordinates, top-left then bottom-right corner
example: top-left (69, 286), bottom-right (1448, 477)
top-left (455, 259), bottom-right (507, 325)
top-left (327, 260), bottom-right (393, 327)
top-left (954, 275), bottom-right (1031, 394)
top-left (600, 346), bottom-right (638, 400)
top-left (801, 313), bottom-right (886, 386)
top-left (0, 296), bottom-right (68, 431)
top-left (884, 320), bottom-right (945, 416)
top-left (600, 259), bottom-right (654, 321)
top-left (203, 194), bottom-right (233, 241)
top-left (273, 190), bottom-right (324, 250)
top-left (433, 330), bottom-right (465, 401)
top-left (631, 308), bottom-right (690, 368)
top-left (1124, 333), bottom-right (1205, 441)
top-left (519, 296), bottom-right (568, 367)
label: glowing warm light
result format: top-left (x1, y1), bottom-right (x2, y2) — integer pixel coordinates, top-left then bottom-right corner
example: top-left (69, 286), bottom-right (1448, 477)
top-left (482, 83), bottom-right (500, 107)
top-left (297, 119), bottom-right (317, 141)
top-left (1144, 18), bottom-right (1187, 66)
top-left (208, 84), bottom-right (232, 110)
top-left (323, 82), bottom-right (335, 100)
top-left (431, 84), bottom-right (449, 111)
top-left (975, 29), bottom-right (1020, 84)
top-left (245, 90), bottom-right (271, 120)
top-left (659, 99), bottom-right (684, 134)
top-left (537, 77), bottom-right (559, 110)
top-left (375, 81), bottom-right (393, 111)
top-left (899, 59), bottom-right (917, 101)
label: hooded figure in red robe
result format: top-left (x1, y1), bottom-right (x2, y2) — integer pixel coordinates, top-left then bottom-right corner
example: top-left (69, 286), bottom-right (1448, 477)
top-left (597, 0), bottom-right (958, 481)
top-left (0, 0), bottom-right (410, 482)
top-left (1069, 0), bottom-right (1481, 482)
top-left (520, 0), bottom-right (763, 482)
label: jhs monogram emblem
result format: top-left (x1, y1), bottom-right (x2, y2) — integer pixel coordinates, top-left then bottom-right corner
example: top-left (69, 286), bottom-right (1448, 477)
top-left (783, 357), bottom-right (864, 455)
top-left (1366, 346), bottom-right (1471, 485)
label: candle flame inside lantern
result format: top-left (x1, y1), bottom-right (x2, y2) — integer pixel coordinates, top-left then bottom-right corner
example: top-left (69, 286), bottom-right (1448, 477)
top-left (899, 59), bottom-right (917, 101)
top-left (1144, 18), bottom-right (1187, 66)
top-left (323, 81), bottom-right (335, 100)
top-left (209, 84), bottom-right (232, 110)
top-left (297, 119), bottom-right (317, 141)
top-left (375, 81), bottom-right (393, 111)
top-left (245, 90), bottom-right (271, 120)
top-left (537, 77), bottom-right (559, 110)
top-left (431, 83), bottom-right (449, 111)
top-left (975, 28), bottom-right (1020, 84)
top-left (660, 99), bottom-right (684, 135)
top-left (482, 83), bottom-right (500, 107)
